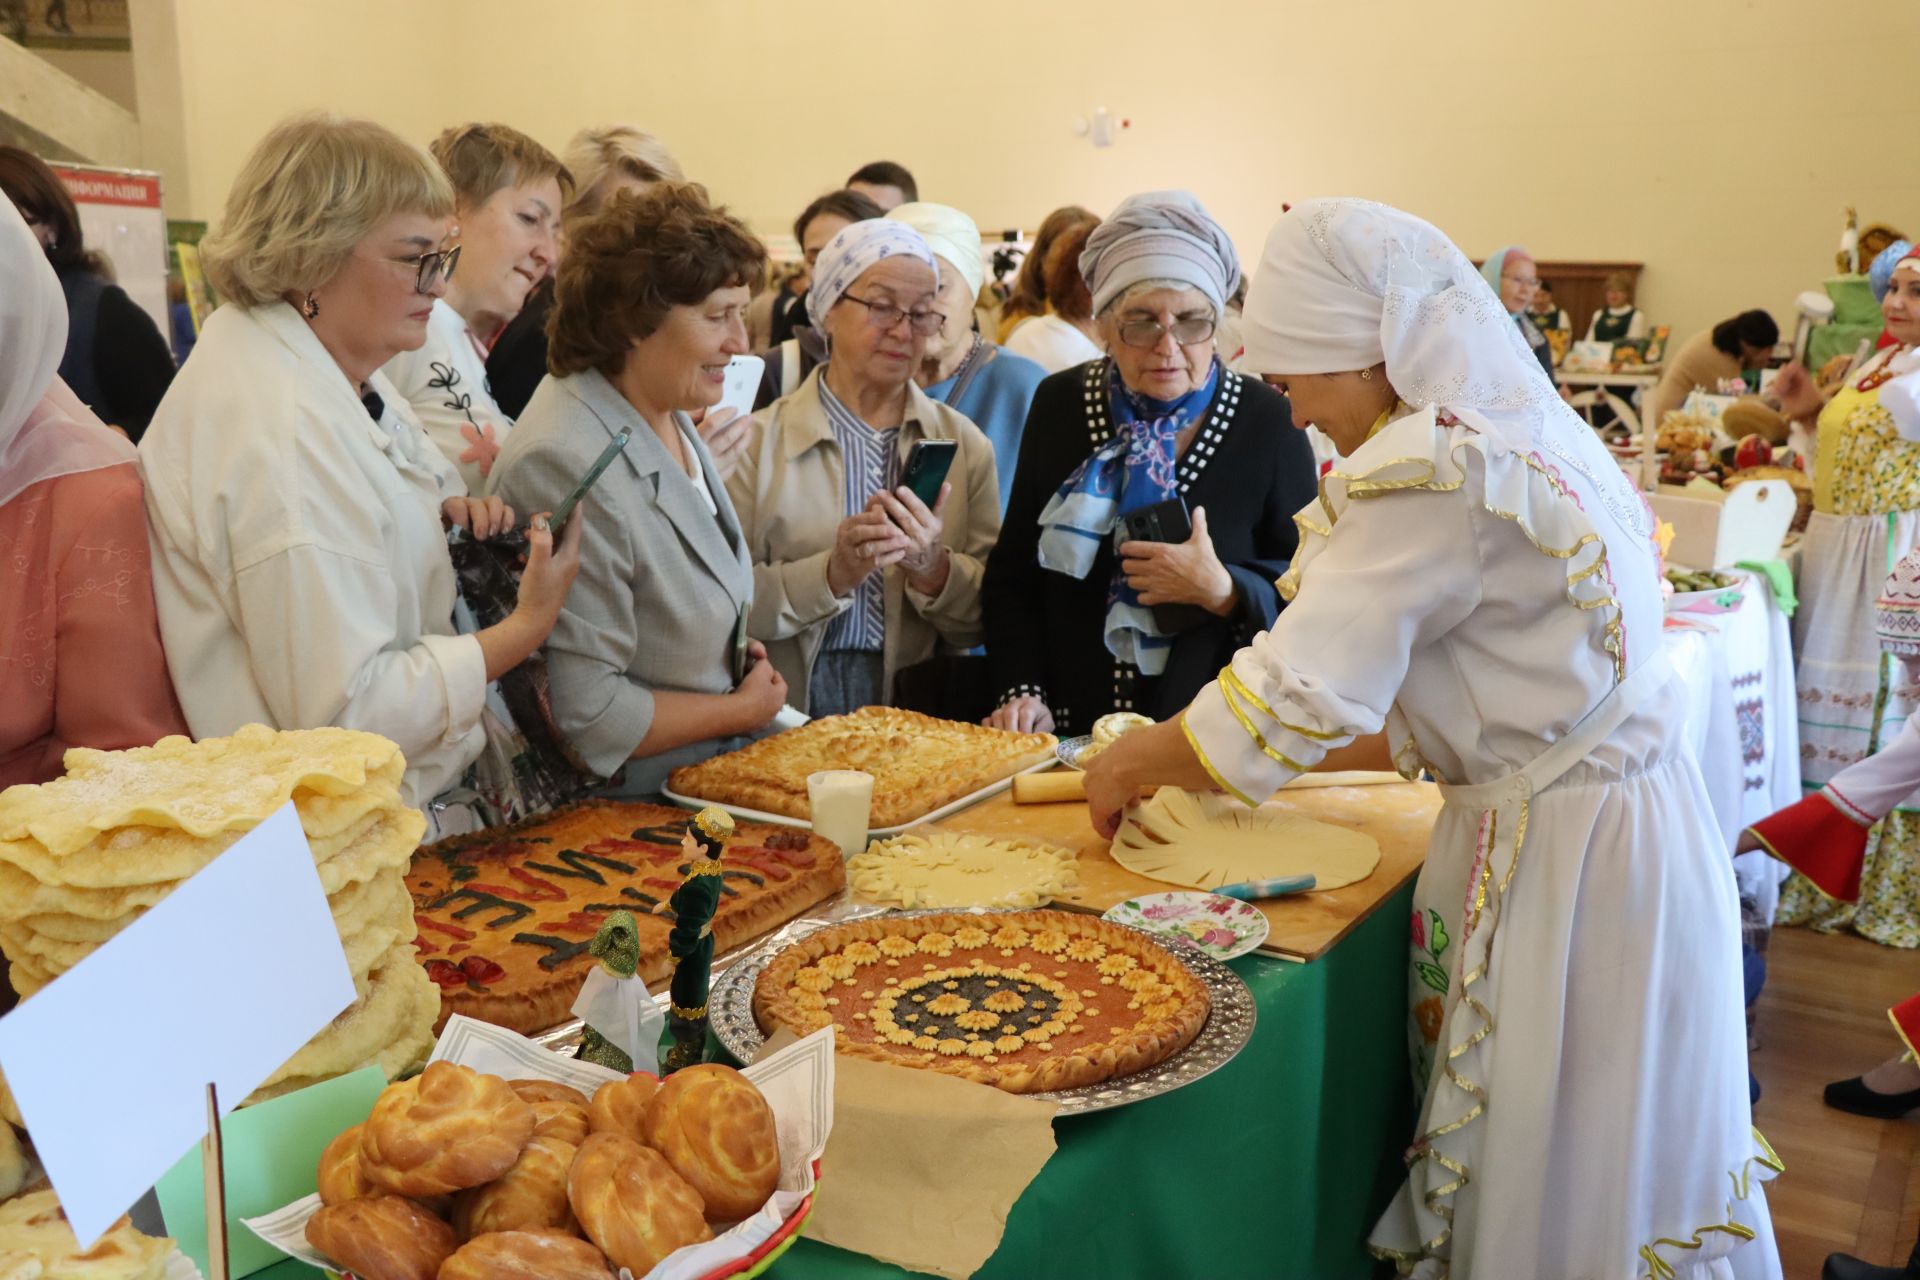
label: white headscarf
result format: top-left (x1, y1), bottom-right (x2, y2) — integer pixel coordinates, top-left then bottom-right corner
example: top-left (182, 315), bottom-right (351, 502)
top-left (886, 202), bottom-right (984, 301)
top-left (0, 197), bottom-right (135, 507)
top-left (1242, 197), bottom-right (1561, 456)
top-left (805, 218), bottom-right (941, 329)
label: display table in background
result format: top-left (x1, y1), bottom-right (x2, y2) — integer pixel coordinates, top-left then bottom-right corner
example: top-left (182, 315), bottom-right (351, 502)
top-left (1665, 569), bottom-right (1800, 921)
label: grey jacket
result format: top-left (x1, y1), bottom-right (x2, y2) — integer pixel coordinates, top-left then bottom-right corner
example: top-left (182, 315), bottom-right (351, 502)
top-left (489, 369), bottom-right (756, 795)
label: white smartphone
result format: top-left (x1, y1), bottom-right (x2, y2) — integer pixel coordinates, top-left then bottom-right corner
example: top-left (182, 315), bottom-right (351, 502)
top-left (717, 355), bottom-right (764, 419)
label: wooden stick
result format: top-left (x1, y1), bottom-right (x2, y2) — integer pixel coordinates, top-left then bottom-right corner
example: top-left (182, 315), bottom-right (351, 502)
top-left (202, 1082), bottom-right (229, 1280)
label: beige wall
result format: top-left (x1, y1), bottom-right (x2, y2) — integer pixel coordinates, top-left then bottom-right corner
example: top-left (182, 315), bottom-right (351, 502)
top-left (133, 0), bottom-right (1920, 342)
top-left (32, 47), bottom-right (138, 113)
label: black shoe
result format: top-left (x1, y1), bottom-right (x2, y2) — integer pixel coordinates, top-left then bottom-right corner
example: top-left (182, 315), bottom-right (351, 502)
top-left (1825, 1075), bottom-right (1920, 1119)
top-left (1824, 1247), bottom-right (1920, 1279)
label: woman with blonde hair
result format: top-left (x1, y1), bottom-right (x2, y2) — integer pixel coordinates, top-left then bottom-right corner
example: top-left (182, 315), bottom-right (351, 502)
top-left (384, 122), bottom-right (569, 490)
top-left (487, 124), bottom-right (684, 418)
top-left (140, 113), bottom-right (581, 830)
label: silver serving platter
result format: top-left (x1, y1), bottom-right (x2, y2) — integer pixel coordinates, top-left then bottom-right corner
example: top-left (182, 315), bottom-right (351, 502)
top-left (1056, 735), bottom-right (1095, 770)
top-left (706, 908), bottom-right (1256, 1117)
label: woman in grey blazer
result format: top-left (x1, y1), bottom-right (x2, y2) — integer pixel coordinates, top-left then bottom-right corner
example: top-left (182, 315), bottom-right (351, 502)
top-left (490, 183), bottom-right (786, 795)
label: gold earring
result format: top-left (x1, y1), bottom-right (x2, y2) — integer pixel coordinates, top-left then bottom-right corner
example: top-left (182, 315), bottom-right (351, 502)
top-left (300, 291), bottom-right (320, 319)
top-left (1359, 368), bottom-right (1373, 380)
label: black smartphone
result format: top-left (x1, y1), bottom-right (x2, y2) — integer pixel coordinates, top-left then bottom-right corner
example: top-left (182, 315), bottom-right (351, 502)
top-left (1121, 496), bottom-right (1193, 547)
top-left (547, 427), bottom-right (631, 533)
top-left (1119, 496), bottom-right (1208, 634)
top-left (898, 439), bottom-right (959, 509)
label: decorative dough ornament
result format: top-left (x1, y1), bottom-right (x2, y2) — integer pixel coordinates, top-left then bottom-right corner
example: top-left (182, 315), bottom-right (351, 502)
top-left (848, 832), bottom-right (1078, 908)
top-left (1112, 789), bottom-right (1380, 892)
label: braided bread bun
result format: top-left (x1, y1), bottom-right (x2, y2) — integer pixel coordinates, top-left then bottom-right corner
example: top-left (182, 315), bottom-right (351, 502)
top-left (437, 1231), bottom-right (612, 1280)
top-left (528, 1100), bottom-right (590, 1147)
top-left (566, 1133), bottom-right (711, 1276)
top-left (361, 1063), bottom-right (536, 1197)
top-left (586, 1075), bottom-right (658, 1144)
top-left (304, 1196), bottom-right (455, 1280)
top-left (451, 1135), bottom-right (579, 1240)
top-left (317, 1123), bottom-right (377, 1205)
top-left (508, 1080), bottom-right (589, 1108)
top-left (643, 1065), bottom-right (780, 1221)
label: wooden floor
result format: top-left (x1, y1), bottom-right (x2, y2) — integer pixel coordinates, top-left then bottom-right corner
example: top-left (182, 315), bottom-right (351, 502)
top-left (1755, 924), bottom-right (1920, 1276)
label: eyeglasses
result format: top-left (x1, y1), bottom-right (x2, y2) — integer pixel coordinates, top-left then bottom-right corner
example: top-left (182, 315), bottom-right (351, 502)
top-left (839, 292), bottom-right (944, 336)
top-left (1501, 272), bottom-right (1540, 290)
top-left (392, 244), bottom-right (461, 294)
top-left (1117, 316), bottom-right (1216, 349)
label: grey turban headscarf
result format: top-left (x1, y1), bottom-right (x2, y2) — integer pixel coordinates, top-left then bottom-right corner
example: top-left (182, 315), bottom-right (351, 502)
top-left (1079, 190), bottom-right (1240, 320)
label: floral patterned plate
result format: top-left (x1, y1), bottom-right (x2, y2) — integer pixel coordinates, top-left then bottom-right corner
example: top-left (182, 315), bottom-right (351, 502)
top-left (1102, 891), bottom-right (1269, 961)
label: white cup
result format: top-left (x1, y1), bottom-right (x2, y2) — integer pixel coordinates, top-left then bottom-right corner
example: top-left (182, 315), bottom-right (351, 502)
top-left (807, 769), bottom-right (874, 857)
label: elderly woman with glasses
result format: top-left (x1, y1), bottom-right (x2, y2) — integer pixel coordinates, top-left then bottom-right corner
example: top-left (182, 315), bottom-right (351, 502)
top-left (140, 114), bottom-right (581, 830)
top-left (1480, 245), bottom-right (1555, 378)
top-left (728, 219), bottom-right (1001, 717)
top-left (982, 190), bottom-right (1317, 737)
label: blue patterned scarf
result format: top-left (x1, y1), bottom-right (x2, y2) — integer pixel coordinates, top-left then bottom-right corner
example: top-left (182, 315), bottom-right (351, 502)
top-left (1036, 359), bottom-right (1219, 675)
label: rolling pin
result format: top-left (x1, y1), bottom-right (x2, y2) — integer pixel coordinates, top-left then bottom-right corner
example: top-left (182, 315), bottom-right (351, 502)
top-left (1012, 771), bottom-right (1090, 804)
top-left (1013, 769), bottom-right (1411, 804)
top-left (1011, 772), bottom-right (1163, 804)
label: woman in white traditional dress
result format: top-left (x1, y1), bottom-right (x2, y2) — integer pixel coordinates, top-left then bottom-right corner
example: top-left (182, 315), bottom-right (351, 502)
top-left (1083, 198), bottom-right (1778, 1279)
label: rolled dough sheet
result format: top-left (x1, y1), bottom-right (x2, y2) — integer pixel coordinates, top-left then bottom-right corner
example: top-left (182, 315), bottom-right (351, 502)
top-left (1111, 788), bottom-right (1382, 891)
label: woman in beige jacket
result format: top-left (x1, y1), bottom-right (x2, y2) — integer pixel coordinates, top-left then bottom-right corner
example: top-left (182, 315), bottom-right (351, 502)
top-left (728, 219), bottom-right (1000, 716)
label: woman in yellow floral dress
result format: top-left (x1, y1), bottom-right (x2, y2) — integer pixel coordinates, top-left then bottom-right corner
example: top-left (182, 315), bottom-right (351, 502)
top-left (1778, 246), bottom-right (1920, 945)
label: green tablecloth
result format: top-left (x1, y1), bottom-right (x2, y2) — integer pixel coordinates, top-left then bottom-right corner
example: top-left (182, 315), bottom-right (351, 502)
top-left (248, 884), bottom-right (1415, 1280)
top-left (769, 883), bottom-right (1417, 1280)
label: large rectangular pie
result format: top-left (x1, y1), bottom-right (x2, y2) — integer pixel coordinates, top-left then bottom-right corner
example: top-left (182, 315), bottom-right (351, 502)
top-left (407, 800), bottom-right (844, 1034)
top-left (667, 708), bottom-right (1057, 829)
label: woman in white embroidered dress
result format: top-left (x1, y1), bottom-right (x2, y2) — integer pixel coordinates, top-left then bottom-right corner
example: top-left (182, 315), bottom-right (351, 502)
top-left (1082, 199), bottom-right (1777, 1279)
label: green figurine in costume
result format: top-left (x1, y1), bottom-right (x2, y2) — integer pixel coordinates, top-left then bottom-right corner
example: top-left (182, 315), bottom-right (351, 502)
top-left (577, 909), bottom-right (643, 1073)
top-left (662, 807), bottom-right (731, 1073)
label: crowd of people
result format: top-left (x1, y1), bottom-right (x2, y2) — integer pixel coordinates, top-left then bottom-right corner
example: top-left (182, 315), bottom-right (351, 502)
top-left (22, 106), bottom-right (1920, 1277)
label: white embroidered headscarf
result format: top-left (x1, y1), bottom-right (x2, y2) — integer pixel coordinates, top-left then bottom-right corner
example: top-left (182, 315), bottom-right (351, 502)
top-left (805, 218), bottom-right (941, 329)
top-left (1241, 197), bottom-right (1564, 457)
top-left (0, 197), bottom-right (135, 507)
top-left (886, 202), bottom-right (984, 301)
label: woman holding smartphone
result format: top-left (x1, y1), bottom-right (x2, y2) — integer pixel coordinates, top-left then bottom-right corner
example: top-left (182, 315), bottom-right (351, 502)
top-left (728, 219), bottom-right (1002, 718)
top-left (488, 183), bottom-right (786, 795)
top-left (982, 190), bottom-right (1317, 737)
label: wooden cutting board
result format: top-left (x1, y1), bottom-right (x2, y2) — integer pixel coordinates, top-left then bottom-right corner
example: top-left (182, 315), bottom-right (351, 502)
top-left (919, 783), bottom-right (1440, 962)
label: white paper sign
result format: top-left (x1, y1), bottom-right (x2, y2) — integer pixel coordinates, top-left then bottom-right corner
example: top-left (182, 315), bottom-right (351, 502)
top-left (0, 804), bottom-right (354, 1247)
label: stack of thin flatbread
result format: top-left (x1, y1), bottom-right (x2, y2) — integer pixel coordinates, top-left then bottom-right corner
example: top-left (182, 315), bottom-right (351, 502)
top-left (0, 724), bottom-right (436, 1105)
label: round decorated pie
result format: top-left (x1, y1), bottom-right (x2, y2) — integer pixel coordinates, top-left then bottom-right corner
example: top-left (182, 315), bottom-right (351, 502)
top-left (752, 911), bottom-right (1210, 1093)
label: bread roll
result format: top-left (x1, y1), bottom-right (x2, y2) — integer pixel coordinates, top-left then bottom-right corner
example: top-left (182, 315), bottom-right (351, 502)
top-left (436, 1231), bottom-right (612, 1280)
top-left (361, 1063), bottom-right (536, 1197)
top-left (528, 1100), bottom-right (590, 1147)
top-left (643, 1064), bottom-right (780, 1221)
top-left (0, 1123), bottom-right (25, 1201)
top-left (507, 1080), bottom-right (588, 1108)
top-left (305, 1196), bottom-right (456, 1280)
top-left (586, 1075), bottom-right (657, 1144)
top-left (451, 1135), bottom-right (578, 1240)
top-left (317, 1123), bottom-right (376, 1206)
top-left (566, 1133), bottom-right (710, 1276)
